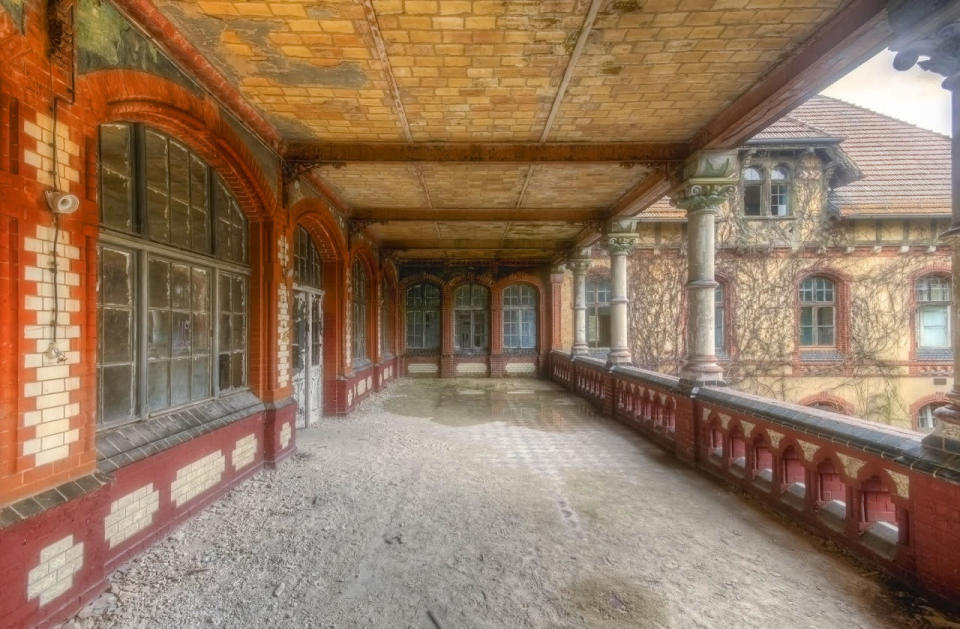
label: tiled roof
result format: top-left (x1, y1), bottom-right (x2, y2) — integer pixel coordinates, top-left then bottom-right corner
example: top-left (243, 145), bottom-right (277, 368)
top-left (789, 96), bottom-right (950, 216)
top-left (638, 95), bottom-right (951, 221)
top-left (750, 115), bottom-right (837, 142)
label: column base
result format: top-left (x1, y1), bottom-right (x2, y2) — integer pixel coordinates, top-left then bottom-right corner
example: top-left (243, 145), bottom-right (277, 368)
top-left (606, 348), bottom-right (632, 366)
top-left (571, 344), bottom-right (590, 356)
top-left (924, 404), bottom-right (960, 454)
top-left (679, 357), bottom-right (724, 387)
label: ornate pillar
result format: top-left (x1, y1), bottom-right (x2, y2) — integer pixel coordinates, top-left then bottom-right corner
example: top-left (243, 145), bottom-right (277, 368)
top-left (890, 6), bottom-right (960, 449)
top-left (549, 264), bottom-right (565, 352)
top-left (605, 222), bottom-right (639, 366)
top-left (670, 150), bottom-right (739, 385)
top-left (568, 252), bottom-right (591, 356)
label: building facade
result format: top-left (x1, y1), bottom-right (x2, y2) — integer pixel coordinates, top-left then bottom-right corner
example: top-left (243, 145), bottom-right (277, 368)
top-left (576, 96), bottom-right (953, 432)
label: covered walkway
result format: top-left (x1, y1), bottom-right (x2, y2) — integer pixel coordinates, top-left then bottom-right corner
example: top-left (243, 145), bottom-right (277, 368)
top-left (79, 379), bottom-right (938, 628)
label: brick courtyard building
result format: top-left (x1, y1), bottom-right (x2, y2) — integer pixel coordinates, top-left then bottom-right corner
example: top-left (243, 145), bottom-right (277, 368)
top-left (3, 0), bottom-right (960, 625)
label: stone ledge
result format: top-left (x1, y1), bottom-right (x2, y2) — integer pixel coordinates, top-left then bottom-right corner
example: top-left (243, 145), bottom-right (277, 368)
top-left (96, 392), bottom-right (265, 474)
top-left (1, 473), bottom-right (111, 530)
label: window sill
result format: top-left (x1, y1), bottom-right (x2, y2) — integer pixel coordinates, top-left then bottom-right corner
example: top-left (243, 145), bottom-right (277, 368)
top-left (916, 348), bottom-right (952, 361)
top-left (798, 349), bottom-right (844, 362)
top-left (96, 391), bottom-right (264, 473)
top-left (352, 359), bottom-right (373, 371)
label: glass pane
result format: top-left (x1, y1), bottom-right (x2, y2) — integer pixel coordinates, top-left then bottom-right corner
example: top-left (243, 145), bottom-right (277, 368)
top-left (231, 352), bottom-right (244, 388)
top-left (193, 312), bottom-right (210, 351)
top-left (456, 312), bottom-right (471, 348)
top-left (168, 142), bottom-right (190, 201)
top-left (743, 183), bottom-right (761, 216)
top-left (99, 124), bottom-right (133, 230)
top-left (193, 268), bottom-right (210, 311)
top-left (101, 309), bottom-right (132, 363)
top-left (145, 132), bottom-right (170, 243)
top-left (424, 284), bottom-right (440, 307)
top-left (170, 200), bottom-right (190, 248)
top-left (191, 206), bottom-right (210, 253)
top-left (743, 167), bottom-right (762, 181)
top-left (232, 314), bottom-right (244, 350)
top-left (311, 296), bottom-right (322, 366)
top-left (192, 356), bottom-right (210, 401)
top-left (455, 286), bottom-right (470, 307)
top-left (172, 312), bottom-right (191, 356)
top-left (171, 263), bottom-right (191, 309)
top-left (100, 364), bottom-right (133, 423)
top-left (148, 259), bottom-right (170, 308)
top-left (148, 310), bottom-right (171, 358)
top-left (147, 360), bottom-right (170, 412)
top-left (817, 325), bottom-right (834, 346)
top-left (219, 353), bottom-right (231, 390)
top-left (100, 248), bottom-right (132, 305)
top-left (146, 187), bottom-right (170, 244)
top-left (220, 313), bottom-right (232, 351)
top-left (232, 277), bottom-right (244, 314)
top-left (920, 306), bottom-right (950, 347)
top-left (800, 326), bottom-right (814, 346)
top-left (170, 358), bottom-right (190, 406)
top-left (424, 311), bottom-right (438, 349)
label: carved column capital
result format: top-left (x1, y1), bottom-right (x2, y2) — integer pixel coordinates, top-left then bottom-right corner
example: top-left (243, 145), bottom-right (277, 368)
top-left (668, 150), bottom-right (739, 212)
top-left (889, 1), bottom-right (960, 88)
top-left (604, 221), bottom-right (639, 257)
top-left (566, 254), bottom-right (592, 275)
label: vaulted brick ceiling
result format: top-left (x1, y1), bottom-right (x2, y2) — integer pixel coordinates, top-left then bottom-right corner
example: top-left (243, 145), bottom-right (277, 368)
top-left (150, 0), bottom-right (884, 261)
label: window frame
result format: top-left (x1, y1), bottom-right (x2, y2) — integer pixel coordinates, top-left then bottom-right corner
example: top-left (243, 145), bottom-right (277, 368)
top-left (293, 225), bottom-right (323, 290)
top-left (585, 274), bottom-right (611, 349)
top-left (502, 283), bottom-right (538, 352)
top-left (96, 122), bottom-right (251, 429)
top-left (916, 402), bottom-right (942, 433)
top-left (405, 282), bottom-right (442, 352)
top-left (915, 274), bottom-right (951, 351)
top-left (799, 275), bottom-right (837, 349)
top-left (741, 161), bottom-right (793, 219)
top-left (453, 283), bottom-right (490, 354)
top-left (351, 260), bottom-right (369, 364)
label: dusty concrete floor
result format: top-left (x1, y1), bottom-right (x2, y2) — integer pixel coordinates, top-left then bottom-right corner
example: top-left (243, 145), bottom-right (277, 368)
top-left (73, 378), bottom-right (959, 629)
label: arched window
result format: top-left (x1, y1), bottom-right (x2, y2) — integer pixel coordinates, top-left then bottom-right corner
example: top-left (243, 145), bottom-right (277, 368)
top-left (293, 226), bottom-right (322, 289)
top-left (503, 284), bottom-right (537, 350)
top-left (96, 123), bottom-right (249, 426)
top-left (807, 400), bottom-right (845, 413)
top-left (916, 402), bottom-right (942, 433)
top-left (405, 282), bottom-right (441, 351)
top-left (799, 276), bottom-right (835, 347)
top-left (351, 261), bottom-right (368, 362)
top-left (454, 284), bottom-right (489, 353)
top-left (742, 164), bottom-right (791, 217)
top-left (916, 275), bottom-right (951, 350)
top-left (586, 275), bottom-right (611, 348)
top-left (380, 279), bottom-right (393, 357)
top-left (714, 283), bottom-right (725, 355)
top-left (742, 167), bottom-right (763, 216)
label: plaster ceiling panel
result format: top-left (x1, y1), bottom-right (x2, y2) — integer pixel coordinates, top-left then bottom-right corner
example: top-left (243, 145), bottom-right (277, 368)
top-left (364, 221), bottom-right (437, 241)
top-left (155, 0), bottom-right (406, 141)
top-left (372, 0), bottom-right (589, 141)
top-left (420, 163), bottom-right (528, 208)
top-left (548, 0), bottom-right (846, 142)
top-left (314, 163), bottom-right (427, 207)
top-left (396, 249), bottom-right (550, 261)
top-left (521, 163), bottom-right (649, 208)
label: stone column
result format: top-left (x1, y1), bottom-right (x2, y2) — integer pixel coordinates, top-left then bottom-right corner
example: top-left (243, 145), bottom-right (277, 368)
top-left (568, 253), bottom-right (591, 356)
top-left (669, 151), bottom-right (739, 385)
top-left (604, 222), bottom-right (639, 366)
top-left (891, 11), bottom-right (960, 449)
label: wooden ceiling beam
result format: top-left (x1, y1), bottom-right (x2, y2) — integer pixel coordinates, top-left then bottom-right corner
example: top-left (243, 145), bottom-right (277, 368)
top-left (692, 0), bottom-right (890, 151)
top-left (353, 208), bottom-right (607, 222)
top-left (283, 142), bottom-right (689, 164)
top-left (378, 239), bottom-right (568, 250)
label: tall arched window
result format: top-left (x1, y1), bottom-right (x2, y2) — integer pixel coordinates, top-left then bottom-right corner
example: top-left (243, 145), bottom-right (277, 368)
top-left (351, 261), bottom-right (368, 362)
top-left (917, 275), bottom-right (951, 350)
top-left (503, 284), bottom-right (537, 350)
top-left (380, 279), bottom-right (393, 357)
top-left (454, 284), bottom-right (489, 353)
top-left (293, 226), bottom-right (322, 289)
top-left (406, 282), bottom-right (440, 351)
top-left (799, 276), bottom-right (835, 347)
top-left (586, 275), bottom-right (611, 348)
top-left (97, 123), bottom-right (249, 426)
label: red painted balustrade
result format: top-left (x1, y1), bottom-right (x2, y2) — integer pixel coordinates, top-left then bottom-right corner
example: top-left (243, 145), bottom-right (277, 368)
top-left (549, 351), bottom-right (960, 609)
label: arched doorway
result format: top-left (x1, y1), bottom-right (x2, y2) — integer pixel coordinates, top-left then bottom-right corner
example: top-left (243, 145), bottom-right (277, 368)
top-left (292, 226), bottom-right (324, 427)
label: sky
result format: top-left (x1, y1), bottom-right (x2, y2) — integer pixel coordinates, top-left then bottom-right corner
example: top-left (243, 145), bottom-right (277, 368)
top-left (821, 49), bottom-right (951, 136)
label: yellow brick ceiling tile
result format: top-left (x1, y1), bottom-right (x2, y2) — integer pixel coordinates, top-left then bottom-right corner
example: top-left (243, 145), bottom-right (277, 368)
top-left (419, 163), bottom-right (528, 208)
top-left (521, 164), bottom-right (649, 209)
top-left (314, 163), bottom-right (428, 208)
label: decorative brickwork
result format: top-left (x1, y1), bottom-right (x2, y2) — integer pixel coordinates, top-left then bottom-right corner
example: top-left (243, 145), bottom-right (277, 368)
top-left (171, 451), bottom-right (226, 508)
top-left (279, 422), bottom-right (292, 450)
top-left (22, 110), bottom-right (80, 189)
top-left (21, 224), bottom-right (82, 467)
top-left (104, 484), bottom-right (160, 548)
top-left (231, 434), bottom-right (257, 471)
top-left (27, 535), bottom-right (84, 607)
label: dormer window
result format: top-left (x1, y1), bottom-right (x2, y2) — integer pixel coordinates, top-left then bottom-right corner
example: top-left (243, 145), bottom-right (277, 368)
top-left (743, 164), bottom-right (791, 217)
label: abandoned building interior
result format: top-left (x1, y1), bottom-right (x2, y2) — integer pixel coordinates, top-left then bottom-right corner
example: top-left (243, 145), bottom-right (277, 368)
top-left (3, 0), bottom-right (960, 626)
